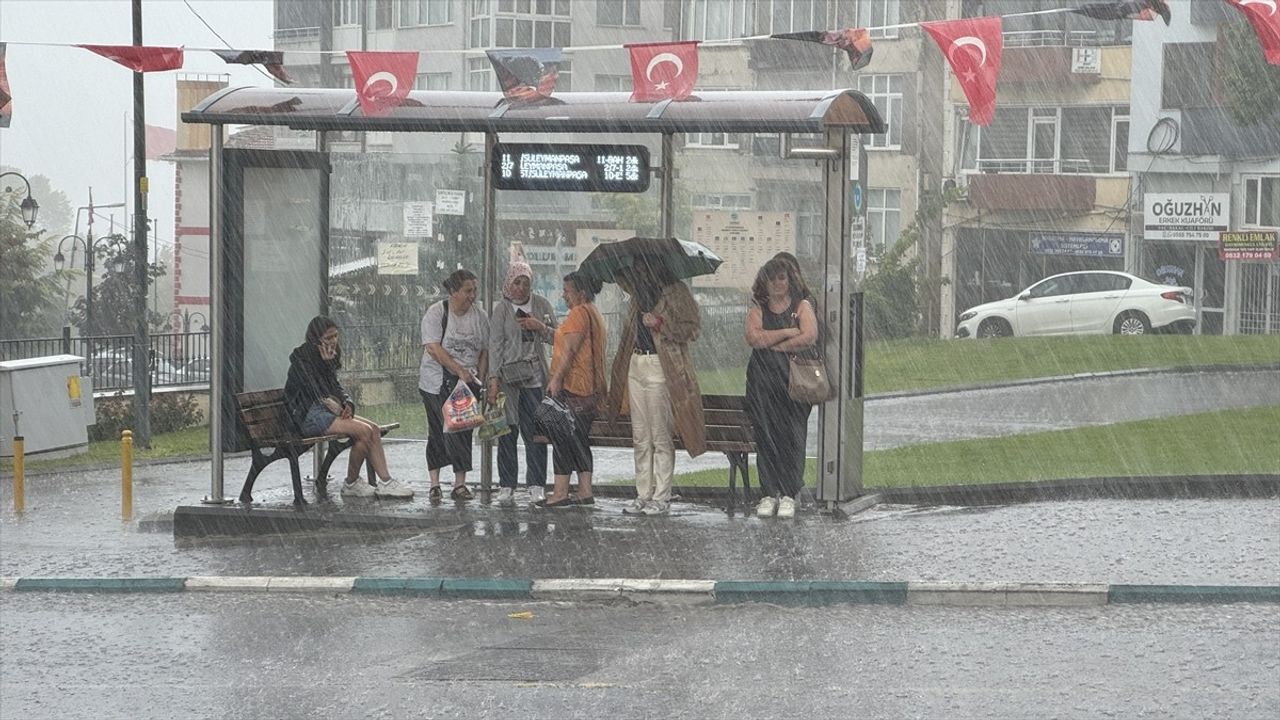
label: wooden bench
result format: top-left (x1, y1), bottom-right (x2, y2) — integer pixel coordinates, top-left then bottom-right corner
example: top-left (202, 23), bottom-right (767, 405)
top-left (539, 394), bottom-right (757, 509)
top-left (235, 389), bottom-right (399, 506)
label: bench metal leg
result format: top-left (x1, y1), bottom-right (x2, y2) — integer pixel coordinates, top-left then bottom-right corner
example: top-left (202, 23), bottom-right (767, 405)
top-left (240, 446), bottom-right (280, 504)
top-left (284, 445), bottom-right (307, 506)
top-left (740, 457), bottom-right (753, 506)
top-left (726, 452), bottom-right (739, 512)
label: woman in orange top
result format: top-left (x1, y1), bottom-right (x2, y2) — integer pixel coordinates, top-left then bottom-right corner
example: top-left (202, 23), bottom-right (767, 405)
top-left (541, 271), bottom-right (607, 508)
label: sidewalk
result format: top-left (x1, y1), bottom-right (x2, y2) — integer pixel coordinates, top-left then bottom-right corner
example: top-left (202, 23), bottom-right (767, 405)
top-left (2, 455), bottom-right (1277, 587)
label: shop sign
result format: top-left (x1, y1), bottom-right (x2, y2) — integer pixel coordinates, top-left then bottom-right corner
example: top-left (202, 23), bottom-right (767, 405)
top-left (1143, 193), bottom-right (1228, 241)
top-left (1029, 233), bottom-right (1124, 258)
top-left (1219, 230), bottom-right (1279, 261)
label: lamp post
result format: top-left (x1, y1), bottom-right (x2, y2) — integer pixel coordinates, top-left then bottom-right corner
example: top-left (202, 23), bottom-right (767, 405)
top-left (54, 233), bottom-right (127, 335)
top-left (0, 171), bottom-right (41, 227)
top-left (170, 309), bottom-right (208, 333)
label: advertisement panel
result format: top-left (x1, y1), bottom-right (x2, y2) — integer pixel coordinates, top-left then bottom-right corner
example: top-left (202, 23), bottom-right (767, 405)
top-left (1029, 233), bottom-right (1124, 257)
top-left (1219, 230), bottom-right (1279, 261)
top-left (691, 211), bottom-right (796, 288)
top-left (1143, 193), bottom-right (1228, 241)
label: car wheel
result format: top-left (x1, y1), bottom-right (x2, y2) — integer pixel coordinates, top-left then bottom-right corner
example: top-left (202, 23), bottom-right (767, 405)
top-left (1114, 311), bottom-right (1151, 336)
top-left (977, 318), bottom-right (1012, 339)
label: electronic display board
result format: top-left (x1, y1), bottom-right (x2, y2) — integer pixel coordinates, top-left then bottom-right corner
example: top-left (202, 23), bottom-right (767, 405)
top-left (492, 143), bottom-right (651, 193)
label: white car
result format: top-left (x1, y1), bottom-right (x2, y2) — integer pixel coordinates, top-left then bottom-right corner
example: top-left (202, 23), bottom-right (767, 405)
top-left (955, 271), bottom-right (1195, 339)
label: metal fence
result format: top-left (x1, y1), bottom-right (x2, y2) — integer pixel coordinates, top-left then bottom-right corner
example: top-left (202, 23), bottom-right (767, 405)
top-left (0, 330), bottom-right (212, 391)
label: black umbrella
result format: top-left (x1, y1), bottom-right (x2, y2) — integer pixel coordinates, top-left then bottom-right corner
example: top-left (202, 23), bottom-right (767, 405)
top-left (577, 236), bottom-right (723, 285)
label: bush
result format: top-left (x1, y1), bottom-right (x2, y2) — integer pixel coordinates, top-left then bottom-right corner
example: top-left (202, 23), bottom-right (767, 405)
top-left (89, 393), bottom-right (204, 442)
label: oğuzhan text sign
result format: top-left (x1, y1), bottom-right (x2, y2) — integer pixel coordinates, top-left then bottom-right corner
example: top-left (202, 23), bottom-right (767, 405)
top-left (1144, 193), bottom-right (1229, 242)
top-left (492, 143), bottom-right (650, 192)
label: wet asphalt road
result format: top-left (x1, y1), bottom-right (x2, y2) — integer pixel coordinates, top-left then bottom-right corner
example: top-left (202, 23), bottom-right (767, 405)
top-left (1, 593), bottom-right (1276, 720)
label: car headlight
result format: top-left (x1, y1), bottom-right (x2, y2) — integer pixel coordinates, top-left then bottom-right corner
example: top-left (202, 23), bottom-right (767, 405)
top-left (959, 311), bottom-right (977, 322)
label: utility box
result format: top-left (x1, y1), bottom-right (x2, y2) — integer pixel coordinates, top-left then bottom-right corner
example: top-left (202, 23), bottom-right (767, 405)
top-left (0, 355), bottom-right (96, 458)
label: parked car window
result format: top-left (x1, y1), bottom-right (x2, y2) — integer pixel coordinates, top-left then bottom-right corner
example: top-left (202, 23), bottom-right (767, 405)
top-left (1087, 274), bottom-right (1132, 292)
top-left (1027, 277), bottom-right (1073, 298)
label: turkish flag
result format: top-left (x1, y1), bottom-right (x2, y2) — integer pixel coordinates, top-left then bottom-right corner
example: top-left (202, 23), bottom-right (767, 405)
top-left (1224, 0), bottom-right (1280, 65)
top-left (921, 17), bottom-right (1003, 126)
top-left (626, 41), bottom-right (700, 102)
top-left (347, 51), bottom-right (418, 117)
top-left (0, 43), bottom-right (12, 128)
top-left (79, 44), bottom-right (184, 72)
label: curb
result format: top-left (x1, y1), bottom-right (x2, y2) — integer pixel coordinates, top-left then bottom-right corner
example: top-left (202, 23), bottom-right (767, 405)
top-left (2, 577), bottom-right (1276, 606)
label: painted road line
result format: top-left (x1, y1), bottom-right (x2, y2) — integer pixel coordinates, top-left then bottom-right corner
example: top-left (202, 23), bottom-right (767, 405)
top-left (266, 577), bottom-right (356, 593)
top-left (1108, 584), bottom-right (1280, 604)
top-left (185, 576), bottom-right (273, 592)
top-left (0, 577), bottom-right (17, 591)
top-left (907, 582), bottom-right (1108, 607)
top-left (620, 579), bottom-right (717, 604)
top-left (12, 577), bottom-right (186, 593)
top-left (532, 578), bottom-right (625, 600)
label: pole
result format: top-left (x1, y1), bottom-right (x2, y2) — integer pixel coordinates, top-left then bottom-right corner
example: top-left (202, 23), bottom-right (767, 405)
top-left (205, 124), bottom-right (227, 504)
top-left (85, 233), bottom-right (95, 335)
top-left (661, 133), bottom-right (675, 238)
top-left (12, 435), bottom-right (24, 514)
top-left (480, 132), bottom-right (497, 497)
top-left (121, 430), bottom-right (134, 522)
top-left (131, 0), bottom-right (152, 447)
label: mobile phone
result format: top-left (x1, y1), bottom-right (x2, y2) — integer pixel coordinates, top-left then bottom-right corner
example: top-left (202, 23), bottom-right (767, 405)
top-left (515, 309), bottom-right (531, 318)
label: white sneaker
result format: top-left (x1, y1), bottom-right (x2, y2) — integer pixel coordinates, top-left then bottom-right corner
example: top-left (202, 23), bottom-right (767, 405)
top-left (528, 486), bottom-right (546, 504)
top-left (341, 480), bottom-right (376, 498)
top-left (641, 500), bottom-right (669, 516)
top-left (756, 496), bottom-right (778, 518)
top-left (497, 487), bottom-right (515, 506)
top-left (776, 496), bottom-right (796, 519)
top-left (622, 498), bottom-right (648, 515)
top-left (374, 477), bottom-right (414, 499)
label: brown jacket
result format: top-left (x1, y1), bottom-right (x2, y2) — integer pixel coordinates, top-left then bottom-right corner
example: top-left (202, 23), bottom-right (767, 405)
top-left (604, 281), bottom-right (706, 458)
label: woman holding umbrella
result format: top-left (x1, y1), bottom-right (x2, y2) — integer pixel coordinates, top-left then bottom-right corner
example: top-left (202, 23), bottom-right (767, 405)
top-left (591, 240), bottom-right (711, 517)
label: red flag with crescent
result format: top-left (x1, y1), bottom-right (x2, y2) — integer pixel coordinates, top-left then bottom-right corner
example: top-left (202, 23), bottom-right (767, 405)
top-left (625, 41), bottom-right (700, 102)
top-left (79, 44), bottom-right (184, 72)
top-left (921, 17), bottom-right (1003, 126)
top-left (0, 43), bottom-right (12, 128)
top-left (1224, 0), bottom-right (1280, 65)
top-left (347, 51), bottom-right (418, 117)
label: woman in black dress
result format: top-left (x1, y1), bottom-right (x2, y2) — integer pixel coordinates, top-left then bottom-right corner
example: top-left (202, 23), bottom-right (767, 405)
top-left (744, 257), bottom-right (818, 519)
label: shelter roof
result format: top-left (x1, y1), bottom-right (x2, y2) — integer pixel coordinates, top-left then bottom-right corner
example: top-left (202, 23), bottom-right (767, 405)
top-left (182, 88), bottom-right (885, 135)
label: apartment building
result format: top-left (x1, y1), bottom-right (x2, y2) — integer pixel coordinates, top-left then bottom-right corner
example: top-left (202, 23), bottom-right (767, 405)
top-left (939, 0), bottom-right (1140, 336)
top-left (1125, 1), bottom-right (1279, 335)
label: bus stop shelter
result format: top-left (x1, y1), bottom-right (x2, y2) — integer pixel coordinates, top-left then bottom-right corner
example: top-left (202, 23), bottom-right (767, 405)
top-left (182, 87), bottom-right (884, 509)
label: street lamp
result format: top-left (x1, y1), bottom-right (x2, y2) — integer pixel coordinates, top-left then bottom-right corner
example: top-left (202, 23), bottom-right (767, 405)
top-left (54, 233), bottom-right (127, 334)
top-left (170, 309), bottom-right (209, 333)
top-left (0, 171), bottom-right (40, 227)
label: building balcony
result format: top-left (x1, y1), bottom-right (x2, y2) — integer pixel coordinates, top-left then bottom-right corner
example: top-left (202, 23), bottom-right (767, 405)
top-left (966, 172), bottom-right (1096, 212)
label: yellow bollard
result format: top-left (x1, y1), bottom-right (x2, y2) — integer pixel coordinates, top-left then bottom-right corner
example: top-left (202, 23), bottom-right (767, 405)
top-left (121, 430), bottom-right (133, 522)
top-left (13, 435), bottom-right (24, 514)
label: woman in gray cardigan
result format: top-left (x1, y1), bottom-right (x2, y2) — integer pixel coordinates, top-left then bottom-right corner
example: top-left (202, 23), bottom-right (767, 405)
top-left (487, 260), bottom-right (557, 505)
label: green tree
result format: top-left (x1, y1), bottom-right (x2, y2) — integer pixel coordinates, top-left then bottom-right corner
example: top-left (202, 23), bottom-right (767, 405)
top-left (0, 191), bottom-right (71, 339)
top-left (67, 234), bottom-right (167, 336)
top-left (863, 186), bottom-right (959, 341)
top-left (1221, 20), bottom-right (1280, 127)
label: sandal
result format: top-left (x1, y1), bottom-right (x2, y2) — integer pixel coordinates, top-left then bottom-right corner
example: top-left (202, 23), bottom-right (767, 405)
top-left (537, 495), bottom-right (575, 509)
top-left (429, 486), bottom-right (443, 503)
top-left (574, 495), bottom-right (595, 506)
top-left (451, 485), bottom-right (474, 501)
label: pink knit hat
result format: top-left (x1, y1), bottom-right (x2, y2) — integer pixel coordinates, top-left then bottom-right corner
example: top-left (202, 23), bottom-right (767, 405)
top-left (504, 242), bottom-right (533, 299)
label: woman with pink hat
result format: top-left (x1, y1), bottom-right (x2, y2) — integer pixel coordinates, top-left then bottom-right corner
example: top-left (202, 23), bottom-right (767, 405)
top-left (486, 244), bottom-right (558, 506)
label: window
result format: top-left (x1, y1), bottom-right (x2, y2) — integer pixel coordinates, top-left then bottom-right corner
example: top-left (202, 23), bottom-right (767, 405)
top-left (688, 0), bottom-right (755, 40)
top-left (333, 0), bottom-right (361, 27)
top-left (754, 0), bottom-right (830, 35)
top-left (686, 132), bottom-right (739, 149)
top-left (1076, 273), bottom-right (1132, 292)
top-left (468, 57), bottom-right (493, 90)
top-left (857, 74), bottom-right (904, 149)
top-left (472, 0), bottom-right (570, 49)
top-left (865, 188), bottom-right (901, 254)
top-left (374, 0), bottom-right (394, 29)
top-left (859, 0), bottom-right (899, 39)
top-left (1162, 43), bottom-right (1216, 108)
top-left (1244, 176), bottom-right (1280, 227)
top-left (1028, 276), bottom-right (1073, 298)
top-left (967, 105), bottom-right (1128, 174)
top-left (400, 0), bottom-right (451, 26)
top-left (692, 193), bottom-right (752, 209)
top-left (598, 0), bottom-right (641, 26)
top-left (416, 72), bottom-right (451, 90)
top-left (595, 74), bottom-right (632, 92)
top-left (664, 0), bottom-right (682, 29)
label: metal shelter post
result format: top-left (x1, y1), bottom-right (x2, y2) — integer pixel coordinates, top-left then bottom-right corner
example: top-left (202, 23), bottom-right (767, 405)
top-left (480, 131), bottom-right (497, 496)
top-left (816, 128), bottom-right (866, 507)
top-left (660, 133), bottom-right (675, 238)
top-left (312, 130), bottom-right (330, 485)
top-left (204, 124), bottom-right (228, 505)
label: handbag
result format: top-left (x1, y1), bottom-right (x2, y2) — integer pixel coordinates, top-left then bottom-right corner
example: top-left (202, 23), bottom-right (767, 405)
top-left (476, 392), bottom-right (512, 442)
top-left (533, 394), bottom-right (576, 446)
top-left (785, 300), bottom-right (834, 405)
top-left (500, 356), bottom-right (540, 385)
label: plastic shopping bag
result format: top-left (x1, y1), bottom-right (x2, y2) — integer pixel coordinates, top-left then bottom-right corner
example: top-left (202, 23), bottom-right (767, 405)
top-left (476, 392), bottom-right (512, 443)
top-left (442, 379), bottom-right (484, 433)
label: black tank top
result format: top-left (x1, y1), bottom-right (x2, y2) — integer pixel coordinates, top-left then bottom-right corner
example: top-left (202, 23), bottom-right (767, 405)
top-left (747, 298), bottom-right (801, 387)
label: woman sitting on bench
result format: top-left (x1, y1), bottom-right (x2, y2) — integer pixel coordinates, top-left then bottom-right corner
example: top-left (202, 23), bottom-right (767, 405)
top-left (284, 316), bottom-right (412, 499)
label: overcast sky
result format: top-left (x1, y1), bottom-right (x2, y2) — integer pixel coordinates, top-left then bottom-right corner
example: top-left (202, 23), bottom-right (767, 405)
top-left (1, 0), bottom-right (274, 246)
